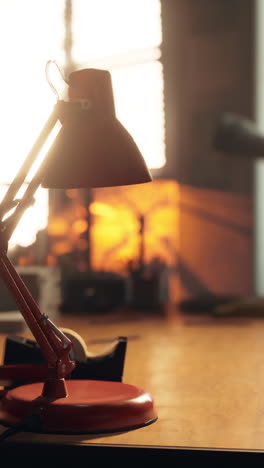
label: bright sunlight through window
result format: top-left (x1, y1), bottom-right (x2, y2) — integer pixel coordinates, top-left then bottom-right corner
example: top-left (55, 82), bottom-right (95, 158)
top-left (0, 0), bottom-right (164, 248)
top-left (0, 1), bottom-right (64, 248)
top-left (72, 0), bottom-right (165, 170)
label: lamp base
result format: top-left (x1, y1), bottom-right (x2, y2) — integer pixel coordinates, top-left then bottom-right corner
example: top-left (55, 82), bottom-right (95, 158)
top-left (0, 380), bottom-right (157, 433)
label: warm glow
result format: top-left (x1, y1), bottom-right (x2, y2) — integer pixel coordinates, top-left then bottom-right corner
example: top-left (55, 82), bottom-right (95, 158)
top-left (47, 217), bottom-right (69, 237)
top-left (72, 219), bottom-right (89, 234)
top-left (52, 240), bottom-right (72, 256)
top-left (90, 201), bottom-right (117, 217)
top-left (47, 180), bottom-right (179, 274)
top-left (91, 181), bottom-right (179, 273)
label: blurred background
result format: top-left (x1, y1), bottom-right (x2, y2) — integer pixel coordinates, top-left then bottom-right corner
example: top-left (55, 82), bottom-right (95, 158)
top-left (0, 0), bottom-right (259, 315)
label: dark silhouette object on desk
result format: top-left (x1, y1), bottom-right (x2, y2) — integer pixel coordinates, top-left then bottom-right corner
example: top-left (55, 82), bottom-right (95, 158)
top-left (3, 331), bottom-right (127, 389)
top-left (60, 270), bottom-right (126, 312)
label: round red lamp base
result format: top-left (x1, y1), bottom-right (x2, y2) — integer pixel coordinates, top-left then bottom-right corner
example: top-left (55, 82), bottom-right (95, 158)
top-left (0, 380), bottom-right (157, 434)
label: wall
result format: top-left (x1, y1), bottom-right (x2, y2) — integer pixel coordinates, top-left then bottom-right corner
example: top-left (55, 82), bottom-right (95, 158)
top-left (255, 0), bottom-right (264, 295)
top-left (161, 0), bottom-right (255, 300)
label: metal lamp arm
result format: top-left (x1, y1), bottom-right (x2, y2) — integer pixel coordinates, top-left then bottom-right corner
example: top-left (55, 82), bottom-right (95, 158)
top-left (0, 103), bottom-right (60, 220)
top-left (0, 102), bottom-right (75, 379)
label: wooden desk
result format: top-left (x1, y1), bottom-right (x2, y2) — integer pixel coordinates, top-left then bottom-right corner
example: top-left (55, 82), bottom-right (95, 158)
top-left (1, 307), bottom-right (264, 463)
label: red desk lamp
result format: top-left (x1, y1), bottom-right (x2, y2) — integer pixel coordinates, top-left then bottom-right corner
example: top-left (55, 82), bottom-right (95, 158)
top-left (0, 64), bottom-right (157, 433)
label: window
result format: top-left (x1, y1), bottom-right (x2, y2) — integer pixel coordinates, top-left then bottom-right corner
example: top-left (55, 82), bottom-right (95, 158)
top-left (0, 0), bottom-right (164, 248)
top-left (0, 0), bottom-right (65, 248)
top-left (71, 0), bottom-right (165, 169)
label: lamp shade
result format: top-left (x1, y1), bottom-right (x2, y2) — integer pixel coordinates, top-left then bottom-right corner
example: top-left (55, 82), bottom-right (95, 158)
top-left (41, 69), bottom-right (152, 189)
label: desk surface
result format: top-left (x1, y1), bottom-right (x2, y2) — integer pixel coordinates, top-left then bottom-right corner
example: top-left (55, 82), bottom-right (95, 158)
top-left (1, 306), bottom-right (264, 459)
